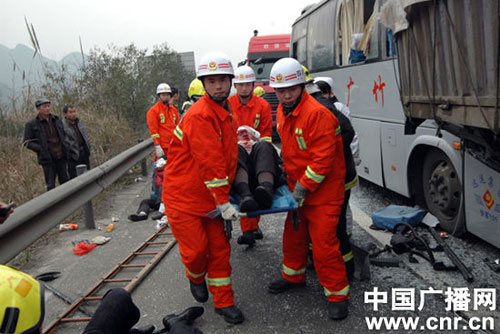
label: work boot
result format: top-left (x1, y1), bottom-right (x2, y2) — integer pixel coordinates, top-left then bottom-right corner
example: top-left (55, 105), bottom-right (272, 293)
top-left (189, 280), bottom-right (208, 303)
top-left (128, 212), bottom-right (147, 221)
top-left (328, 300), bottom-right (349, 320)
top-left (239, 195), bottom-right (258, 212)
top-left (268, 278), bottom-right (305, 294)
top-left (150, 212), bottom-right (164, 220)
top-left (162, 306), bottom-right (204, 330)
top-left (254, 185), bottom-right (274, 209)
top-left (237, 231), bottom-right (256, 246)
top-left (253, 228), bottom-right (263, 240)
top-left (214, 305), bottom-right (244, 324)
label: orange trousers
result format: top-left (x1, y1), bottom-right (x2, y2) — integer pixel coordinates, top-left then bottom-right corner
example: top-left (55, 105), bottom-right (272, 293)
top-left (240, 216), bottom-right (260, 232)
top-left (165, 207), bottom-right (234, 308)
top-left (282, 204), bottom-right (349, 302)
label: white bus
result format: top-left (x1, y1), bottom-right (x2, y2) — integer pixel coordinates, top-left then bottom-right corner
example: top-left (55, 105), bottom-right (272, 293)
top-left (290, 0), bottom-right (469, 236)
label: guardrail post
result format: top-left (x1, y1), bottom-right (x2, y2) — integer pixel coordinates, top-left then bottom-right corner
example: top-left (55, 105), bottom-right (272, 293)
top-left (76, 164), bottom-right (96, 229)
top-left (141, 158), bottom-right (148, 176)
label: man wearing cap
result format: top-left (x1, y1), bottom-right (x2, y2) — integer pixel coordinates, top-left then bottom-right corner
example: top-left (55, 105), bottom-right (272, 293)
top-left (23, 99), bottom-right (70, 191)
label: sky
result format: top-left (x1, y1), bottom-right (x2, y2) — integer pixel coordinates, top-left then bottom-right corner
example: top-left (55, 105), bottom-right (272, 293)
top-left (1, 0), bottom-right (314, 66)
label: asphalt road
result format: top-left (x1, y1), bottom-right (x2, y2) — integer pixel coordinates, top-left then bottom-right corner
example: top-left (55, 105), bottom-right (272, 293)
top-left (17, 172), bottom-right (500, 333)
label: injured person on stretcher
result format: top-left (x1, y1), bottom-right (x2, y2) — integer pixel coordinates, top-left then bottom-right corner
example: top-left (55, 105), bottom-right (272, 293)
top-left (231, 126), bottom-right (284, 213)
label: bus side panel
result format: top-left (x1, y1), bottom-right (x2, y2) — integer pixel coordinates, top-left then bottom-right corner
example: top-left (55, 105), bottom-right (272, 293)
top-left (352, 118), bottom-right (384, 187)
top-left (464, 151), bottom-right (500, 248)
top-left (380, 122), bottom-right (410, 197)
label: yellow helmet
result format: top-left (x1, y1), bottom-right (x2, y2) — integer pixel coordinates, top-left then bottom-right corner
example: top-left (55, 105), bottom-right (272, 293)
top-left (188, 79), bottom-right (205, 99)
top-left (253, 86), bottom-right (265, 97)
top-left (0, 265), bottom-right (44, 334)
top-left (301, 65), bottom-right (313, 83)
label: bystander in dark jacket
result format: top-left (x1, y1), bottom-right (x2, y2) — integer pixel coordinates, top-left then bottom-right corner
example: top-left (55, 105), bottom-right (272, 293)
top-left (62, 105), bottom-right (91, 178)
top-left (23, 98), bottom-right (70, 191)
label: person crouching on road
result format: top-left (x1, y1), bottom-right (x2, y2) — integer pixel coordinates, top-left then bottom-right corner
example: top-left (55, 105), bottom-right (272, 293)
top-left (147, 83), bottom-right (180, 161)
top-left (162, 51), bottom-right (244, 325)
top-left (268, 58), bottom-right (350, 320)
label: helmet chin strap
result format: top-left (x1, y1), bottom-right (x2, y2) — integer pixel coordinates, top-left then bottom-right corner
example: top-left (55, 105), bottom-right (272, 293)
top-left (208, 92), bottom-right (230, 103)
top-left (283, 86), bottom-right (305, 115)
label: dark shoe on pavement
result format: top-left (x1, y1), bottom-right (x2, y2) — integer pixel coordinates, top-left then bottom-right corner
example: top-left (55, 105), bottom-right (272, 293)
top-left (239, 195), bottom-right (258, 212)
top-left (214, 305), bottom-right (244, 324)
top-left (237, 231), bottom-right (256, 246)
top-left (268, 278), bottom-right (306, 294)
top-left (128, 212), bottom-right (147, 222)
top-left (253, 228), bottom-right (263, 240)
top-left (328, 300), bottom-right (349, 320)
top-left (151, 212), bottom-right (164, 220)
top-left (189, 280), bottom-right (208, 303)
top-left (254, 185), bottom-right (273, 209)
top-left (162, 306), bottom-right (204, 330)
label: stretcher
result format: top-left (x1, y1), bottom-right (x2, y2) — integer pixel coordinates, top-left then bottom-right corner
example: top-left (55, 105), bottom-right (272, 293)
top-left (206, 185), bottom-right (299, 239)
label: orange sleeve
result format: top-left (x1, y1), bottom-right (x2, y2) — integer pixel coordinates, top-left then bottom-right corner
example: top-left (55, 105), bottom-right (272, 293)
top-left (258, 100), bottom-right (273, 143)
top-left (299, 108), bottom-right (343, 193)
top-left (171, 105), bottom-right (180, 125)
top-left (186, 113), bottom-right (231, 206)
top-left (147, 105), bottom-right (161, 145)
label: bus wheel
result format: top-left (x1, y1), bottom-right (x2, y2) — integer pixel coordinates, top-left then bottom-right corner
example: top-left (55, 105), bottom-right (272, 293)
top-left (422, 150), bottom-right (465, 236)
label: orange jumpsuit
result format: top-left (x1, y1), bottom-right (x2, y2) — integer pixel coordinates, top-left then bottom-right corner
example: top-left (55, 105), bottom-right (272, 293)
top-left (228, 94), bottom-right (273, 233)
top-left (146, 100), bottom-right (180, 158)
top-left (163, 95), bottom-right (238, 308)
top-left (276, 92), bottom-right (349, 302)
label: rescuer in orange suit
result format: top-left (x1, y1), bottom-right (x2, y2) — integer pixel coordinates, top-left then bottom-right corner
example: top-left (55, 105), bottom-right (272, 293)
top-left (147, 83), bottom-right (180, 160)
top-left (162, 51), bottom-right (244, 325)
top-left (268, 58), bottom-right (350, 320)
top-left (228, 65), bottom-right (281, 246)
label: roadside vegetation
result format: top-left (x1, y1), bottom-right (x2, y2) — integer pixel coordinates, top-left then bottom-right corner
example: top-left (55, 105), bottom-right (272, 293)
top-left (0, 25), bottom-right (194, 204)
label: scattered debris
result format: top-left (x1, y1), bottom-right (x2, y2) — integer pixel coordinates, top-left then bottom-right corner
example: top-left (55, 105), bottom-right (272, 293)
top-left (59, 223), bottom-right (79, 231)
top-left (156, 216), bottom-right (168, 230)
top-left (421, 212), bottom-right (439, 228)
top-left (483, 258), bottom-right (500, 273)
top-left (105, 223), bottom-right (115, 232)
top-left (111, 217), bottom-right (120, 222)
top-left (73, 241), bottom-right (97, 256)
top-left (91, 236), bottom-right (111, 245)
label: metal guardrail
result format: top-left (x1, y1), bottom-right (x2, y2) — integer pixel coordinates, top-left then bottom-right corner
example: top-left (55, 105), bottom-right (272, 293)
top-left (0, 139), bottom-right (154, 264)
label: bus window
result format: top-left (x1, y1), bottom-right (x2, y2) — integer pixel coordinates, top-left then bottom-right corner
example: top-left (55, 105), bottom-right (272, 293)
top-left (386, 29), bottom-right (397, 57)
top-left (291, 17), bottom-right (308, 65)
top-left (306, 1), bottom-right (335, 71)
top-left (336, 0), bottom-right (378, 66)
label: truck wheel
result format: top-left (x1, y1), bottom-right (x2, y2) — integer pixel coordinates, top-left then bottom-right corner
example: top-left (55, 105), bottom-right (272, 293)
top-left (422, 150), bottom-right (465, 236)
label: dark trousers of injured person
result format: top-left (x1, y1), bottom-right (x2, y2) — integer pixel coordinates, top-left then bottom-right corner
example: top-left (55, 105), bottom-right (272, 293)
top-left (83, 288), bottom-right (202, 334)
top-left (233, 141), bottom-right (282, 233)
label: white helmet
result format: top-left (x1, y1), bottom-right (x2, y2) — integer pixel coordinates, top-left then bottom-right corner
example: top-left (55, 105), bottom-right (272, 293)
top-left (197, 51), bottom-right (234, 79)
top-left (313, 77), bottom-right (335, 92)
top-left (233, 65), bottom-right (256, 83)
top-left (269, 58), bottom-right (306, 88)
top-left (156, 83), bottom-right (172, 95)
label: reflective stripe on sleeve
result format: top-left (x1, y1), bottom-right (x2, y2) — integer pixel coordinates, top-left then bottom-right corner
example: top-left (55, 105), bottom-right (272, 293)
top-left (261, 136), bottom-right (272, 143)
top-left (296, 136), bottom-right (307, 150)
top-left (151, 134), bottom-right (160, 139)
top-left (305, 166), bottom-right (325, 183)
top-left (207, 276), bottom-right (232, 287)
top-left (343, 251), bottom-right (354, 263)
top-left (174, 126), bottom-right (183, 141)
top-left (282, 264), bottom-right (306, 276)
top-left (345, 176), bottom-right (358, 191)
top-left (204, 177), bottom-right (229, 188)
top-left (335, 126), bottom-right (341, 136)
top-left (324, 284), bottom-right (350, 297)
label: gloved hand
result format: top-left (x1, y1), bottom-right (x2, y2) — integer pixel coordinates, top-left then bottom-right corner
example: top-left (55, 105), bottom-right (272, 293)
top-left (155, 145), bottom-right (165, 158)
top-left (292, 181), bottom-right (307, 207)
top-left (217, 202), bottom-right (239, 221)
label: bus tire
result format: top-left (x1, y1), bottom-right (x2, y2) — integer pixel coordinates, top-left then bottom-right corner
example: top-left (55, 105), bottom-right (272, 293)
top-left (422, 149), bottom-right (466, 236)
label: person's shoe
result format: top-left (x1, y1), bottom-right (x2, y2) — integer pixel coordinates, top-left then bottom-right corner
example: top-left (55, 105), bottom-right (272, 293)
top-left (214, 305), bottom-right (244, 324)
top-left (239, 195), bottom-right (258, 212)
top-left (268, 278), bottom-right (305, 294)
top-left (128, 212), bottom-right (147, 221)
top-left (328, 300), bottom-right (349, 320)
top-left (253, 228), bottom-right (263, 240)
top-left (151, 212), bottom-right (164, 220)
top-left (237, 231), bottom-right (256, 246)
top-left (162, 306), bottom-right (204, 330)
top-left (254, 185), bottom-right (274, 209)
top-left (189, 280), bottom-right (208, 303)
